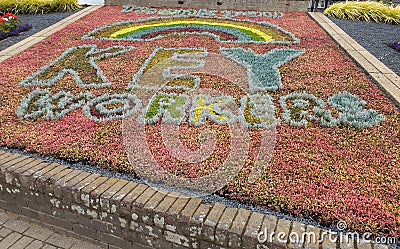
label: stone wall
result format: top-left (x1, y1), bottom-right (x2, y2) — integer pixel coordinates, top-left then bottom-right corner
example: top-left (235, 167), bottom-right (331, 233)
top-left (104, 0), bottom-right (310, 12)
top-left (0, 150), bottom-right (371, 249)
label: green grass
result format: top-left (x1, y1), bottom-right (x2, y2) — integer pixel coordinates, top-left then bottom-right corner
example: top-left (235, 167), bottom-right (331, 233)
top-left (324, 1), bottom-right (400, 24)
top-left (0, 0), bottom-right (81, 14)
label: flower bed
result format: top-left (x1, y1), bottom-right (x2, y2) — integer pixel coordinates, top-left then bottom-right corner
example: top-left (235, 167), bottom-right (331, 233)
top-left (0, 5), bottom-right (399, 238)
top-left (0, 12), bottom-right (31, 40)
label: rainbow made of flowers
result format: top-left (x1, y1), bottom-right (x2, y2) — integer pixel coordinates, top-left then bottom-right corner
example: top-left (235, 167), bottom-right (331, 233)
top-left (82, 17), bottom-right (299, 44)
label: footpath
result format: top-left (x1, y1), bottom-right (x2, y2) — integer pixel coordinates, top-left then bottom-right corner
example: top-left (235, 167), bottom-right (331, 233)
top-left (0, 208), bottom-right (101, 249)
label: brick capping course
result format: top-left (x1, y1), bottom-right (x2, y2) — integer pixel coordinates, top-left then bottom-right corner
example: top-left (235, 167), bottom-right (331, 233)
top-left (104, 0), bottom-right (309, 12)
top-left (0, 150), bottom-right (387, 249)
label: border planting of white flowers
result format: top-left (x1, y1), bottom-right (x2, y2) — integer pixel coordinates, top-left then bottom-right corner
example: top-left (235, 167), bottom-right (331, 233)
top-left (18, 90), bottom-right (94, 121)
top-left (143, 93), bottom-right (190, 125)
top-left (127, 47), bottom-right (208, 91)
top-left (280, 92), bottom-right (329, 128)
top-left (280, 92), bottom-right (385, 129)
top-left (112, 25), bottom-right (256, 43)
top-left (19, 45), bottom-right (135, 89)
top-left (15, 44), bottom-right (384, 129)
top-left (328, 92), bottom-right (385, 129)
top-left (220, 48), bottom-right (305, 93)
top-left (17, 45), bottom-right (385, 129)
top-left (120, 5), bottom-right (285, 19)
top-left (189, 94), bottom-right (237, 126)
top-left (239, 94), bottom-right (280, 129)
top-left (82, 93), bottom-right (142, 122)
top-left (161, 49), bottom-right (208, 90)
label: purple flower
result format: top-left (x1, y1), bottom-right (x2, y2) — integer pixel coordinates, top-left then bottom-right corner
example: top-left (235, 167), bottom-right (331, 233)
top-left (388, 41), bottom-right (400, 52)
top-left (18, 23), bottom-right (32, 32)
top-left (9, 30), bottom-right (19, 36)
top-left (0, 31), bottom-right (8, 40)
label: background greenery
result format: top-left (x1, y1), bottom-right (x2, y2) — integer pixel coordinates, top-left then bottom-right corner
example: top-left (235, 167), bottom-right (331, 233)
top-left (324, 1), bottom-right (400, 24)
top-left (0, 0), bottom-right (81, 14)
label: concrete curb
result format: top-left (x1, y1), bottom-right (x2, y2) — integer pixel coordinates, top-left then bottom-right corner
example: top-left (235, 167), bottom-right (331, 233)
top-left (308, 12), bottom-right (400, 106)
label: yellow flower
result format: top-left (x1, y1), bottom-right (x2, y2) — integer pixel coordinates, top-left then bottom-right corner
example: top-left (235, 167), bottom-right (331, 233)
top-left (110, 20), bottom-right (272, 42)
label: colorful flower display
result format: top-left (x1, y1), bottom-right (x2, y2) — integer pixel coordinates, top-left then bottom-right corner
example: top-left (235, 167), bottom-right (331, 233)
top-left (0, 6), bottom-right (399, 238)
top-left (0, 12), bottom-right (32, 41)
top-left (82, 17), bottom-right (299, 45)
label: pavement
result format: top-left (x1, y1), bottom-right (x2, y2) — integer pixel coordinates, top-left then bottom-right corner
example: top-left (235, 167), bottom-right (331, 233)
top-left (0, 208), bottom-right (101, 249)
top-left (0, 6), bottom-right (399, 249)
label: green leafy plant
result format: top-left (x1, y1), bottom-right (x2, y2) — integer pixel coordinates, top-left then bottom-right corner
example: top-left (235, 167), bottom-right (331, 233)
top-left (324, 1), bottom-right (400, 24)
top-left (0, 12), bottom-right (32, 40)
top-left (0, 0), bottom-right (81, 15)
top-left (0, 13), bottom-right (20, 33)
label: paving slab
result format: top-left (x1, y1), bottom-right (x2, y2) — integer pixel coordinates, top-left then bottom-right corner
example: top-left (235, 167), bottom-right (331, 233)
top-left (0, 209), bottom-right (101, 249)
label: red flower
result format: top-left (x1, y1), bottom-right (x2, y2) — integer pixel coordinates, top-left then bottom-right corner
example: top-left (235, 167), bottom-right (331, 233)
top-left (4, 13), bottom-right (17, 19)
top-left (0, 18), bottom-right (7, 23)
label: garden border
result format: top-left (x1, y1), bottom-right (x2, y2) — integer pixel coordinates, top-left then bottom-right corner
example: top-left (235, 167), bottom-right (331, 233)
top-left (0, 6), bottom-right (102, 63)
top-left (308, 12), bottom-right (400, 106)
top-left (0, 6), bottom-right (398, 249)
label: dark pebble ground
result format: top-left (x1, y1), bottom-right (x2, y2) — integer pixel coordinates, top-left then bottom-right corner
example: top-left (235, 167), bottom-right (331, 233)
top-left (0, 9), bottom-right (83, 51)
top-left (329, 16), bottom-right (400, 76)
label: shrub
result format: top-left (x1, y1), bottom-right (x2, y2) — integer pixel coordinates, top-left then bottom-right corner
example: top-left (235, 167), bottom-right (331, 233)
top-left (0, 12), bottom-right (32, 40)
top-left (0, 12), bottom-right (20, 33)
top-left (0, 0), bottom-right (81, 15)
top-left (324, 1), bottom-right (400, 24)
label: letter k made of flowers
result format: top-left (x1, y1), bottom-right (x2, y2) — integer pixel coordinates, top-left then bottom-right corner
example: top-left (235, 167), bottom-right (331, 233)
top-left (19, 45), bottom-right (135, 89)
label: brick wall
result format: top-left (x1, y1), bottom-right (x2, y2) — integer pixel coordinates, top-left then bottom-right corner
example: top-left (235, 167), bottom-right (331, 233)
top-left (104, 0), bottom-right (310, 12)
top-left (0, 150), bottom-right (376, 249)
